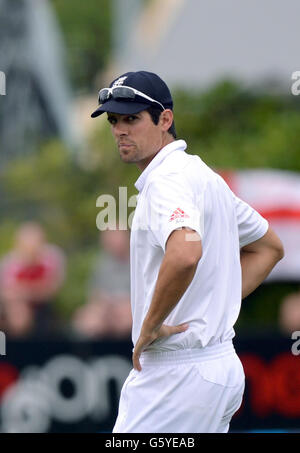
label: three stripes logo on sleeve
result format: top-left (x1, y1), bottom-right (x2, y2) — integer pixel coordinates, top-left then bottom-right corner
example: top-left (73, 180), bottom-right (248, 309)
top-left (169, 208), bottom-right (190, 222)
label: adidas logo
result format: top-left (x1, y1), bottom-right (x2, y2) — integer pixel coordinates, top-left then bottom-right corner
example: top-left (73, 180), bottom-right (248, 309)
top-left (169, 208), bottom-right (190, 222)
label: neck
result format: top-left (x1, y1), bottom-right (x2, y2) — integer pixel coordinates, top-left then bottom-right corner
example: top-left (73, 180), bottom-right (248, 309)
top-left (137, 135), bottom-right (175, 172)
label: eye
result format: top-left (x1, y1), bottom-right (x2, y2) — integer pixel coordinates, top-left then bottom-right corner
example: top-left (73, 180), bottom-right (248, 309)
top-left (107, 116), bottom-right (117, 125)
top-left (126, 115), bottom-right (138, 122)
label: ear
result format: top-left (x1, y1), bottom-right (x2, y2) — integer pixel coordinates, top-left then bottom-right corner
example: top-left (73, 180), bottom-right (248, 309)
top-left (160, 109), bottom-right (173, 132)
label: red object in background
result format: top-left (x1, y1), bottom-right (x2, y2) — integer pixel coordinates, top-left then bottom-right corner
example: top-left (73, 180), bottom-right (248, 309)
top-left (0, 245), bottom-right (65, 291)
top-left (239, 352), bottom-right (300, 418)
top-left (16, 264), bottom-right (47, 282)
top-left (0, 363), bottom-right (19, 401)
top-left (216, 168), bottom-right (300, 281)
top-left (239, 353), bottom-right (274, 417)
top-left (271, 353), bottom-right (300, 417)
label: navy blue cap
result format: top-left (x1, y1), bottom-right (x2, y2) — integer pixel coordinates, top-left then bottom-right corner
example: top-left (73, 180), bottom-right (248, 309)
top-left (91, 71), bottom-right (173, 118)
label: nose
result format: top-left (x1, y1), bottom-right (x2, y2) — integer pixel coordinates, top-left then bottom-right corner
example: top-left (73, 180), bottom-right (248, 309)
top-left (113, 119), bottom-right (128, 138)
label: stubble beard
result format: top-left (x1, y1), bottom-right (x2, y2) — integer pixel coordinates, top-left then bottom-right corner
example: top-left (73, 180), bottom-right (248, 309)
top-left (118, 144), bottom-right (141, 164)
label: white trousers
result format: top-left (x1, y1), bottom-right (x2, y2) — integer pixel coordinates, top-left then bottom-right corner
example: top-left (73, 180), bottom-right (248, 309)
top-left (113, 341), bottom-right (245, 433)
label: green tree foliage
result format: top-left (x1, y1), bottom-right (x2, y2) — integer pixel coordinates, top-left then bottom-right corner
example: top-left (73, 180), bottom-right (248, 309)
top-left (174, 80), bottom-right (300, 171)
top-left (52, 0), bottom-right (112, 91)
top-left (2, 80), bottom-right (300, 325)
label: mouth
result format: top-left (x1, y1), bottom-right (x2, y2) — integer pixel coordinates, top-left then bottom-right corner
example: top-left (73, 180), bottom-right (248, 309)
top-left (118, 143), bottom-right (134, 150)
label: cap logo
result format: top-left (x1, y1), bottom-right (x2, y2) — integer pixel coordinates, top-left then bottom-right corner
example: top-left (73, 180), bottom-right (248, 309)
top-left (112, 76), bottom-right (128, 88)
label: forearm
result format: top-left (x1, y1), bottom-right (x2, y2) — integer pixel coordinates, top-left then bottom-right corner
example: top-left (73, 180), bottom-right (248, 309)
top-left (143, 254), bottom-right (197, 330)
top-left (132, 228), bottom-right (202, 370)
top-left (240, 249), bottom-right (281, 299)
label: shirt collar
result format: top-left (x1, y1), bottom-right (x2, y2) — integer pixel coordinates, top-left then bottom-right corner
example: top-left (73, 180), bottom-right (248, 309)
top-left (134, 139), bottom-right (187, 192)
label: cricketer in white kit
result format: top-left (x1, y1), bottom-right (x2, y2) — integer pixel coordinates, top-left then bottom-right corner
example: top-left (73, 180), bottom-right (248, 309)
top-left (91, 71), bottom-right (284, 433)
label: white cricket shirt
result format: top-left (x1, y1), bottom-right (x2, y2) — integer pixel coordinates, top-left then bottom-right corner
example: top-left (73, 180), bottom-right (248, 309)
top-left (130, 140), bottom-right (269, 351)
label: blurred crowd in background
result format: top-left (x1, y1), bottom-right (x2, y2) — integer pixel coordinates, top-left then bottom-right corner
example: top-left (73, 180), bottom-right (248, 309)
top-left (0, 0), bottom-right (300, 342)
top-left (0, 220), bottom-right (299, 340)
top-left (0, 223), bottom-right (132, 340)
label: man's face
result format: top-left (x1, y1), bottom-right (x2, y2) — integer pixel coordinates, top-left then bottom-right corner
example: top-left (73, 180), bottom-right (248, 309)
top-left (107, 110), bottom-right (167, 169)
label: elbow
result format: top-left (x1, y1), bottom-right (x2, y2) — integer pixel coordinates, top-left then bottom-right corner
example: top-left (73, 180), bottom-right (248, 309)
top-left (277, 243), bottom-right (285, 261)
top-left (267, 230), bottom-right (285, 263)
top-left (273, 240), bottom-right (285, 263)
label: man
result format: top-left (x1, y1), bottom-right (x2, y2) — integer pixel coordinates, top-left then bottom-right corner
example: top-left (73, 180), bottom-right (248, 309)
top-left (72, 228), bottom-right (131, 339)
top-left (0, 222), bottom-right (65, 338)
top-left (91, 71), bottom-right (284, 433)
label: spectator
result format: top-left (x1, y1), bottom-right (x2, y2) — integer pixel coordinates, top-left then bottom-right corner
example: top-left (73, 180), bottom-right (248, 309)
top-left (0, 222), bottom-right (66, 338)
top-left (278, 289), bottom-right (300, 335)
top-left (72, 228), bottom-right (132, 339)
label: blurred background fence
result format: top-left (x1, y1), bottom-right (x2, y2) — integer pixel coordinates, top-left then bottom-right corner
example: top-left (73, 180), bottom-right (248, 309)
top-left (0, 0), bottom-right (300, 433)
